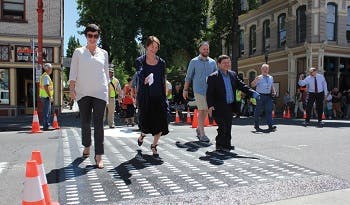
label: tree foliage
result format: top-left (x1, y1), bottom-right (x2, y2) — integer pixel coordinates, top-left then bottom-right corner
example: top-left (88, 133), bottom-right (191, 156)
top-left (76, 0), bottom-right (208, 77)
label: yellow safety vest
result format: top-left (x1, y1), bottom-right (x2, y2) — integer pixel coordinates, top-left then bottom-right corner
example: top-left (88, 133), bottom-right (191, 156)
top-left (250, 98), bottom-right (256, 106)
top-left (109, 77), bottom-right (119, 98)
top-left (236, 90), bottom-right (242, 102)
top-left (39, 72), bottom-right (53, 98)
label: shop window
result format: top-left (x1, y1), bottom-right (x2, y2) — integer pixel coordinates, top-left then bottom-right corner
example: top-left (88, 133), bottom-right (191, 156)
top-left (263, 20), bottom-right (270, 52)
top-left (15, 46), bottom-right (53, 63)
top-left (0, 69), bottom-right (9, 104)
top-left (0, 45), bottom-right (9, 61)
top-left (249, 25), bottom-right (256, 55)
top-left (326, 3), bottom-right (337, 41)
top-left (278, 13), bottom-right (286, 48)
top-left (296, 5), bottom-right (306, 43)
top-left (1, 0), bottom-right (25, 21)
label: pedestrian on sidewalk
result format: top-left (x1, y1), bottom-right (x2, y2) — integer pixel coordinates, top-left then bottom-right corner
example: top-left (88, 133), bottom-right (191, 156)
top-left (69, 24), bottom-right (109, 169)
top-left (104, 67), bottom-right (122, 128)
top-left (251, 63), bottom-right (277, 132)
top-left (135, 36), bottom-right (169, 159)
top-left (183, 41), bottom-right (217, 142)
top-left (207, 55), bottom-right (259, 152)
top-left (39, 63), bottom-right (54, 131)
top-left (298, 67), bottom-right (328, 127)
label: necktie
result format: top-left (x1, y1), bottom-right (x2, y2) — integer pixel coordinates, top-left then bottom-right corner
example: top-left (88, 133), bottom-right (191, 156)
top-left (314, 77), bottom-right (318, 93)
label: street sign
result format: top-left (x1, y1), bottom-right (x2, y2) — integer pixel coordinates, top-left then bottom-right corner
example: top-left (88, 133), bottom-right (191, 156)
top-left (35, 64), bottom-right (42, 82)
top-left (63, 57), bottom-right (72, 68)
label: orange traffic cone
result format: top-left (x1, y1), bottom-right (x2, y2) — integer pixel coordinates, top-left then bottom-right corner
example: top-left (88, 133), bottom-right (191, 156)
top-left (31, 110), bottom-right (42, 133)
top-left (322, 112), bottom-right (326, 120)
top-left (31, 151), bottom-right (59, 205)
top-left (22, 160), bottom-right (45, 205)
top-left (52, 113), bottom-right (60, 129)
top-left (272, 110), bottom-right (275, 118)
top-left (191, 109), bottom-right (198, 128)
top-left (286, 109), bottom-right (291, 119)
top-left (303, 110), bottom-right (307, 119)
top-left (283, 110), bottom-right (287, 119)
top-left (204, 114), bottom-right (210, 127)
top-left (175, 110), bottom-right (181, 123)
top-left (186, 108), bottom-right (192, 124)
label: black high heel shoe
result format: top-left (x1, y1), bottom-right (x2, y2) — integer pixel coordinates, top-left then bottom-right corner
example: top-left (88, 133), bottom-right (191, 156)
top-left (94, 155), bottom-right (104, 169)
top-left (151, 144), bottom-right (159, 158)
top-left (137, 134), bottom-right (146, 146)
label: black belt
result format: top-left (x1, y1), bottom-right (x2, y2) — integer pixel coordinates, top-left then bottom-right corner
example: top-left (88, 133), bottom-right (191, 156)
top-left (259, 93), bottom-right (271, 96)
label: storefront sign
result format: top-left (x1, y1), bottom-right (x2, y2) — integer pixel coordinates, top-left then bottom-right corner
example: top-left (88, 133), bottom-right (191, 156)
top-left (16, 46), bottom-right (53, 63)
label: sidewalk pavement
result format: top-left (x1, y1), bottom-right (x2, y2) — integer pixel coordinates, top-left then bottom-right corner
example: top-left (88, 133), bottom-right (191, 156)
top-left (262, 188), bottom-right (350, 205)
top-left (0, 108), bottom-right (78, 131)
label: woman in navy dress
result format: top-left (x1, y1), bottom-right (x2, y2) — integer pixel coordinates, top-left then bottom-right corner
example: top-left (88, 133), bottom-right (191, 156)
top-left (136, 36), bottom-right (169, 158)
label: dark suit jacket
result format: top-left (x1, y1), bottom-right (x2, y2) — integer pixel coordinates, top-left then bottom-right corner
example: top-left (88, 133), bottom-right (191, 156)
top-left (206, 70), bottom-right (255, 118)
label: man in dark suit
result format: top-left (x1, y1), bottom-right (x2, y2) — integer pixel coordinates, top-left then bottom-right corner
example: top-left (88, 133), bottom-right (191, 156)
top-left (207, 55), bottom-right (260, 152)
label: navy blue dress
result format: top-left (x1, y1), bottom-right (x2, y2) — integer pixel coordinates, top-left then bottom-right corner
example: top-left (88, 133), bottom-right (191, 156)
top-left (136, 55), bottom-right (169, 136)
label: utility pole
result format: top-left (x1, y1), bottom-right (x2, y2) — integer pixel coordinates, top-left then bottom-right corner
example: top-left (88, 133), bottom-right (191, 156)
top-left (36, 0), bottom-right (44, 117)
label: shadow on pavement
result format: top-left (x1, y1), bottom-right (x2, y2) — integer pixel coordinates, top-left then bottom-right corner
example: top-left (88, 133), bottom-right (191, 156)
top-left (175, 140), bottom-right (213, 152)
top-left (112, 150), bottom-right (163, 185)
top-left (46, 157), bottom-right (94, 184)
top-left (199, 150), bottom-right (260, 165)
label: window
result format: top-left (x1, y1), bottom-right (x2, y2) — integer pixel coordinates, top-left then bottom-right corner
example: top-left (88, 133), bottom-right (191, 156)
top-left (326, 3), bottom-right (337, 41)
top-left (263, 20), bottom-right (270, 52)
top-left (0, 69), bottom-right (9, 105)
top-left (347, 7), bottom-right (350, 41)
top-left (1, 0), bottom-right (25, 21)
top-left (0, 45), bottom-right (10, 62)
top-left (249, 25), bottom-right (256, 55)
top-left (296, 5), bottom-right (306, 43)
top-left (278, 13), bottom-right (286, 48)
top-left (239, 30), bottom-right (245, 56)
top-left (15, 46), bottom-right (53, 63)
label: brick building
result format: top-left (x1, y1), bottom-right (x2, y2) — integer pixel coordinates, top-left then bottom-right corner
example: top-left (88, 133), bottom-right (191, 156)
top-left (0, 0), bottom-right (64, 116)
top-left (237, 0), bottom-right (350, 110)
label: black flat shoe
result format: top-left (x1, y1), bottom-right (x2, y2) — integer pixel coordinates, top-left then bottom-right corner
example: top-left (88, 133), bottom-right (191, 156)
top-left (137, 134), bottom-right (146, 146)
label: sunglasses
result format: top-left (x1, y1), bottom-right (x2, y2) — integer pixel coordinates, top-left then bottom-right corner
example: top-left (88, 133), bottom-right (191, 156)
top-left (87, 33), bottom-right (99, 39)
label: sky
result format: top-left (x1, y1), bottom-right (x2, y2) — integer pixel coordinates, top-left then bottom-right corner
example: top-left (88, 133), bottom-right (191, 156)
top-left (63, 0), bottom-right (85, 56)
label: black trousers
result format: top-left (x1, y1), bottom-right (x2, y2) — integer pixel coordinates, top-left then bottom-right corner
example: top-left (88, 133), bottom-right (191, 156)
top-left (306, 92), bottom-right (324, 122)
top-left (78, 96), bottom-right (106, 155)
top-left (213, 103), bottom-right (233, 149)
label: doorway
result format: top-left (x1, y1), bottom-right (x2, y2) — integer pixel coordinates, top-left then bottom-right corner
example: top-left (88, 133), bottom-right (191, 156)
top-left (25, 79), bottom-right (34, 114)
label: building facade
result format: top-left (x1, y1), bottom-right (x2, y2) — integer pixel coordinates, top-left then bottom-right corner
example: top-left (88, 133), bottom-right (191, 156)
top-left (0, 0), bottom-right (64, 116)
top-left (237, 0), bottom-right (350, 110)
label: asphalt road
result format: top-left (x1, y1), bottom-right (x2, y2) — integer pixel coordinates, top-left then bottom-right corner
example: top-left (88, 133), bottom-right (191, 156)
top-left (0, 115), bottom-right (350, 204)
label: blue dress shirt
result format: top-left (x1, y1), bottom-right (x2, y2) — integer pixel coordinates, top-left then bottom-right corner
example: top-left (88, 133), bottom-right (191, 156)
top-left (255, 75), bottom-right (274, 94)
top-left (220, 70), bottom-right (234, 104)
top-left (298, 73), bottom-right (328, 96)
top-left (185, 55), bottom-right (217, 95)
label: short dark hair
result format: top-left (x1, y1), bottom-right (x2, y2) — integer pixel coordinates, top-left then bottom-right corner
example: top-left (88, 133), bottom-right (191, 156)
top-left (217, 55), bottom-right (230, 64)
top-left (127, 77), bottom-right (132, 82)
top-left (146, 36), bottom-right (160, 49)
top-left (84, 24), bottom-right (101, 36)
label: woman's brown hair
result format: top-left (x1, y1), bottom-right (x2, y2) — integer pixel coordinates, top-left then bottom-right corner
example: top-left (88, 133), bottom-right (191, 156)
top-left (146, 36), bottom-right (160, 49)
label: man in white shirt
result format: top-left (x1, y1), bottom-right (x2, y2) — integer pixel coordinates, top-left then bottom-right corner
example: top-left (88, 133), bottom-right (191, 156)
top-left (298, 67), bottom-right (328, 127)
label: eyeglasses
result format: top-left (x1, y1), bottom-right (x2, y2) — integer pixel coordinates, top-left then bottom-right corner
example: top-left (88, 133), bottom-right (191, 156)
top-left (87, 33), bottom-right (99, 39)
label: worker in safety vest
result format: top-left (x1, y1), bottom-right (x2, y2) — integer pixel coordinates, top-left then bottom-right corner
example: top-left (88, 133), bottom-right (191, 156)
top-left (105, 67), bottom-right (121, 128)
top-left (39, 63), bottom-right (54, 131)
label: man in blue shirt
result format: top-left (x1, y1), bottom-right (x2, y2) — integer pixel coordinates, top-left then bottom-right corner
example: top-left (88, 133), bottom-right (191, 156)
top-left (298, 67), bottom-right (328, 127)
top-left (251, 64), bottom-right (276, 132)
top-left (207, 55), bottom-right (259, 152)
top-left (183, 42), bottom-right (217, 142)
